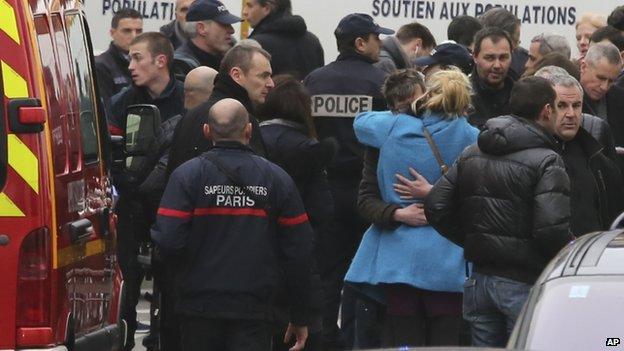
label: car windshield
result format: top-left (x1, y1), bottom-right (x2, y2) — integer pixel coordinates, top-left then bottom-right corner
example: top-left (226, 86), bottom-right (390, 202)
top-left (525, 276), bottom-right (624, 350)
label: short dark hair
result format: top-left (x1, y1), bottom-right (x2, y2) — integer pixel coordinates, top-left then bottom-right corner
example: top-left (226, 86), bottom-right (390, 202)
top-left (220, 45), bottom-right (271, 75)
top-left (396, 22), bottom-right (436, 49)
top-left (381, 69), bottom-right (425, 112)
top-left (473, 27), bottom-right (512, 57)
top-left (131, 32), bottom-right (173, 69)
top-left (257, 0), bottom-right (292, 15)
top-left (591, 25), bottom-right (624, 51)
top-left (258, 75), bottom-right (317, 138)
top-left (336, 33), bottom-right (375, 54)
top-left (510, 76), bottom-right (556, 121)
top-left (608, 6), bottom-right (624, 31)
top-left (447, 15), bottom-right (482, 48)
top-left (479, 7), bottom-right (520, 41)
top-left (111, 8), bottom-right (142, 29)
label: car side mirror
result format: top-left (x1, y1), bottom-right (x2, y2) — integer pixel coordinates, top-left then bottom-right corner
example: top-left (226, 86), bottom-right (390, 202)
top-left (610, 211), bottom-right (624, 230)
top-left (124, 104), bottom-right (161, 157)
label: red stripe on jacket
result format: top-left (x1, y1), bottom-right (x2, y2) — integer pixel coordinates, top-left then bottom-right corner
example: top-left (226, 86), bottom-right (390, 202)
top-left (158, 207), bottom-right (193, 219)
top-left (278, 213), bottom-right (309, 227)
top-left (159, 206), bottom-right (308, 227)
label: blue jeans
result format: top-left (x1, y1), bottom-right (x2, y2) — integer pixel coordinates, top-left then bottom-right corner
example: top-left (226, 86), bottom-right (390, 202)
top-left (462, 272), bottom-right (532, 347)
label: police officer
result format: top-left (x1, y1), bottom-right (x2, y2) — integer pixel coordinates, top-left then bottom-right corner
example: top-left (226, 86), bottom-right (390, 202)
top-left (152, 98), bottom-right (314, 351)
top-left (95, 8), bottom-right (143, 104)
top-left (173, 0), bottom-right (241, 80)
top-left (302, 13), bottom-right (391, 350)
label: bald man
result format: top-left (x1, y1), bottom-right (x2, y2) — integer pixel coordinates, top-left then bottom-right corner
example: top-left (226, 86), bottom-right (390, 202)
top-left (152, 97), bottom-right (313, 351)
top-left (184, 66), bottom-right (218, 110)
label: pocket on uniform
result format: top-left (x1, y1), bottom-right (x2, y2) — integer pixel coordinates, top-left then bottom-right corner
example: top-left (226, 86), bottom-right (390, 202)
top-left (462, 277), bottom-right (477, 321)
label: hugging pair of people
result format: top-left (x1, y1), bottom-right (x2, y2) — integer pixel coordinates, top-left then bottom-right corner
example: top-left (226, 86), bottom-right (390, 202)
top-left (345, 67), bottom-right (478, 347)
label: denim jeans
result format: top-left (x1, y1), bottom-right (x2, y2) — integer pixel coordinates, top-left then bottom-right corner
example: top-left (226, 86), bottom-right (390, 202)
top-left (462, 272), bottom-right (532, 347)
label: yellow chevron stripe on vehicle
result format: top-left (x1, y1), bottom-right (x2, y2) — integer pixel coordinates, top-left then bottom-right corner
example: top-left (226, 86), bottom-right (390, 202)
top-left (0, 192), bottom-right (25, 217)
top-left (57, 239), bottom-right (108, 268)
top-left (1, 60), bottom-right (28, 98)
top-left (8, 134), bottom-right (39, 194)
top-left (0, 0), bottom-right (20, 44)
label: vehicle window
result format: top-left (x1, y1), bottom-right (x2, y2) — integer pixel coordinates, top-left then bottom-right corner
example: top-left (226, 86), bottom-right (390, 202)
top-left (51, 14), bottom-right (80, 172)
top-left (34, 15), bottom-right (68, 175)
top-left (64, 13), bottom-right (99, 165)
top-left (525, 276), bottom-right (624, 350)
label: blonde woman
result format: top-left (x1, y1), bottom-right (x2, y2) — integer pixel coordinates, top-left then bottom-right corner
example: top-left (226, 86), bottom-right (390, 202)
top-left (345, 69), bottom-right (478, 347)
top-left (575, 13), bottom-right (607, 60)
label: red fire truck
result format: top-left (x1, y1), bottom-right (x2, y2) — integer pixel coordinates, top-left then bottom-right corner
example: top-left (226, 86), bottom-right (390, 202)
top-left (0, 0), bottom-right (124, 349)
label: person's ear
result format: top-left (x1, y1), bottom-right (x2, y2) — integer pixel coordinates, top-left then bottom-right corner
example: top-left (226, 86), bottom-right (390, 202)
top-left (230, 67), bottom-right (243, 82)
top-left (244, 122), bottom-right (252, 140)
top-left (354, 37), bottom-right (366, 53)
top-left (196, 21), bottom-right (207, 36)
top-left (580, 60), bottom-right (587, 75)
top-left (413, 38), bottom-right (422, 50)
top-left (541, 103), bottom-right (553, 122)
top-left (203, 124), bottom-right (212, 140)
top-left (155, 54), bottom-right (167, 68)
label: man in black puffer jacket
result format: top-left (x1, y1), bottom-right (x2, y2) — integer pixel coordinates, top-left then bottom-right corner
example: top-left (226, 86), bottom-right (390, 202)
top-left (425, 77), bottom-right (573, 348)
top-left (243, 0), bottom-right (324, 80)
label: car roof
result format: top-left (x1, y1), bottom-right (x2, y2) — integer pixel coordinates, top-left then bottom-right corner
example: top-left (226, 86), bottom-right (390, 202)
top-left (540, 230), bottom-right (624, 282)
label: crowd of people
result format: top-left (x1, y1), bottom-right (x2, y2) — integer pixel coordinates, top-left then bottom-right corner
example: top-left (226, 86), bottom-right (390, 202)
top-left (95, 1), bottom-right (624, 350)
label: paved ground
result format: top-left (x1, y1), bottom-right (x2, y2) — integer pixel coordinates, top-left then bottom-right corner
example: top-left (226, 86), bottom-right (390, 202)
top-left (132, 280), bottom-right (152, 351)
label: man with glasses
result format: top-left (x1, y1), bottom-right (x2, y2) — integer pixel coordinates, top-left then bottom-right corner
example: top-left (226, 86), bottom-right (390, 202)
top-left (525, 33), bottom-right (571, 71)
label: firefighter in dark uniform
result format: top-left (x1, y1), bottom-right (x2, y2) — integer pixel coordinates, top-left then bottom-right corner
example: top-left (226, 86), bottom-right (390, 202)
top-left (302, 13), bottom-right (391, 350)
top-left (95, 8), bottom-right (143, 104)
top-left (152, 98), bottom-right (313, 351)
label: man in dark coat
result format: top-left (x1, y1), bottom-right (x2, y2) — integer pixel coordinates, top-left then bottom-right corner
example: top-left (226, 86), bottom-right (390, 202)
top-left (303, 13), bottom-right (391, 350)
top-left (243, 0), bottom-right (324, 80)
top-left (479, 7), bottom-right (527, 79)
top-left (160, 0), bottom-right (193, 49)
top-left (469, 27), bottom-right (515, 128)
top-left (425, 77), bottom-right (573, 347)
top-left (153, 99), bottom-right (313, 351)
top-left (109, 33), bottom-right (184, 136)
top-left (95, 8), bottom-right (142, 104)
top-left (537, 72), bottom-right (624, 235)
top-left (376, 21), bottom-right (436, 74)
top-left (173, 0), bottom-right (241, 80)
top-left (580, 42), bottom-right (624, 170)
top-left (167, 45), bottom-right (274, 177)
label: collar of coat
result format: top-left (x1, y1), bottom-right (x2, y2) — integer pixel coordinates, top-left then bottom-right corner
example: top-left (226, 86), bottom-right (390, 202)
top-left (213, 140), bottom-right (254, 152)
top-left (186, 40), bottom-right (222, 69)
top-left (380, 36), bottom-right (408, 69)
top-left (561, 125), bottom-right (604, 159)
top-left (211, 73), bottom-right (254, 113)
top-left (470, 67), bottom-right (514, 95)
top-left (337, 50), bottom-right (376, 64)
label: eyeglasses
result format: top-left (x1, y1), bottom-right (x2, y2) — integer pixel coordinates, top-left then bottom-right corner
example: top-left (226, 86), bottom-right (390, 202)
top-left (532, 34), bottom-right (555, 53)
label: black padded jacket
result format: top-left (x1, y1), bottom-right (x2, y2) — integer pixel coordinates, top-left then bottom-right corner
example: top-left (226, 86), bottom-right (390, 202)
top-left (425, 115), bottom-right (573, 283)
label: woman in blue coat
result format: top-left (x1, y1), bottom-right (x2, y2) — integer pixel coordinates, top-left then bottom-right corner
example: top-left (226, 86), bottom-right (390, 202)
top-left (346, 68), bottom-right (479, 346)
